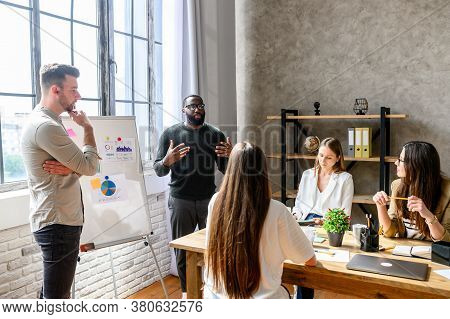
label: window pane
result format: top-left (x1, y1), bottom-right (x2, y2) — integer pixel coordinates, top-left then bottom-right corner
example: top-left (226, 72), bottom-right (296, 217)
top-left (134, 38), bottom-right (148, 102)
top-left (114, 33), bottom-right (132, 101)
top-left (77, 99), bottom-right (99, 116)
top-left (115, 102), bottom-right (132, 116)
top-left (74, 24), bottom-right (99, 99)
top-left (154, 0), bottom-right (162, 43)
top-left (154, 103), bottom-right (163, 137)
top-left (134, 0), bottom-right (147, 38)
top-left (39, 0), bottom-right (71, 19)
top-left (0, 96), bottom-right (33, 183)
top-left (154, 43), bottom-right (162, 103)
top-left (8, 0), bottom-right (30, 7)
top-left (135, 103), bottom-right (150, 160)
top-left (0, 4), bottom-right (32, 94)
top-left (113, 0), bottom-right (131, 34)
top-left (40, 15), bottom-right (71, 65)
top-left (73, 0), bottom-right (97, 25)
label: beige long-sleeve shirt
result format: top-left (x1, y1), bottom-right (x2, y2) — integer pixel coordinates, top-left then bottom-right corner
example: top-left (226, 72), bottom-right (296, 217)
top-left (20, 106), bottom-right (99, 232)
top-left (384, 178), bottom-right (450, 242)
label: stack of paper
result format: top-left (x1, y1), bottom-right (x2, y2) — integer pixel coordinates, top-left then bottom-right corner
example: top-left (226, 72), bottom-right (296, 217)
top-left (315, 249), bottom-right (350, 262)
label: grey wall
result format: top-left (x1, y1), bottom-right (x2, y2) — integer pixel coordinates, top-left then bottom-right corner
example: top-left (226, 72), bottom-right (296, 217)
top-left (236, 0), bottom-right (450, 221)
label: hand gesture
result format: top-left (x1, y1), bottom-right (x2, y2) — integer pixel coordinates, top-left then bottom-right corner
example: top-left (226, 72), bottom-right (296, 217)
top-left (373, 191), bottom-right (389, 206)
top-left (163, 140), bottom-right (190, 167)
top-left (69, 110), bottom-right (92, 128)
top-left (215, 137), bottom-right (232, 158)
top-left (313, 218), bottom-right (324, 225)
top-left (407, 196), bottom-right (433, 219)
top-left (43, 160), bottom-right (73, 176)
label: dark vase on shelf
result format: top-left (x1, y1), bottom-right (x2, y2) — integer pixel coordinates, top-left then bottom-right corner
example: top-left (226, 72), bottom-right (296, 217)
top-left (327, 232), bottom-right (344, 247)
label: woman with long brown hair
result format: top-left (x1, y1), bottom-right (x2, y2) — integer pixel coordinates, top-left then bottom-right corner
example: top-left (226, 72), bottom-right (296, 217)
top-left (204, 142), bottom-right (316, 299)
top-left (373, 141), bottom-right (450, 241)
top-left (293, 137), bottom-right (354, 223)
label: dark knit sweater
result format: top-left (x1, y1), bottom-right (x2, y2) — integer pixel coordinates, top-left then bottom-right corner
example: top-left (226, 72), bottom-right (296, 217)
top-left (153, 123), bottom-right (228, 200)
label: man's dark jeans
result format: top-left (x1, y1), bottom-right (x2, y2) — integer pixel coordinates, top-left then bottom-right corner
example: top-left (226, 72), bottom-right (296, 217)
top-left (33, 224), bottom-right (82, 299)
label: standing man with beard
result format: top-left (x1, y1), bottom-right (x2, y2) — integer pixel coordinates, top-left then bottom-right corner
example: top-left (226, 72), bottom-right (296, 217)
top-left (21, 63), bottom-right (100, 298)
top-left (154, 95), bottom-right (232, 297)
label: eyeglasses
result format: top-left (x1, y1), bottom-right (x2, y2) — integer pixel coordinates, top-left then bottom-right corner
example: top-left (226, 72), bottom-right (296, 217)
top-left (185, 103), bottom-right (205, 111)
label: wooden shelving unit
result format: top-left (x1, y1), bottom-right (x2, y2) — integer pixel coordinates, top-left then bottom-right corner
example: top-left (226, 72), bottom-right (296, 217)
top-left (268, 108), bottom-right (407, 212)
top-left (267, 153), bottom-right (398, 162)
top-left (266, 114), bottom-right (407, 120)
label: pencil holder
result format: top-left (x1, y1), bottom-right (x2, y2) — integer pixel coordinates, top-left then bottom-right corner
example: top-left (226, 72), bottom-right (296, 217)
top-left (360, 227), bottom-right (379, 252)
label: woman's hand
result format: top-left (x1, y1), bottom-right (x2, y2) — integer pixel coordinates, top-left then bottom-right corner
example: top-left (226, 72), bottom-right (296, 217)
top-left (373, 191), bottom-right (389, 206)
top-left (407, 196), bottom-right (434, 220)
top-left (313, 218), bottom-right (323, 225)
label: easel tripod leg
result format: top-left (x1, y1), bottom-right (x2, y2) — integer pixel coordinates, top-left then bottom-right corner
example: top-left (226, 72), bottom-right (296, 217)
top-left (146, 236), bottom-right (168, 299)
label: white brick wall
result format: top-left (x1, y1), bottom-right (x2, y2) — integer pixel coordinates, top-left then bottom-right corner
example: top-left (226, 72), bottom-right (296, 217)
top-left (0, 192), bottom-right (171, 299)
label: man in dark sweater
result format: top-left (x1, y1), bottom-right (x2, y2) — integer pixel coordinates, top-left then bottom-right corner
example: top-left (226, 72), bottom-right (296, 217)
top-left (154, 95), bottom-right (232, 296)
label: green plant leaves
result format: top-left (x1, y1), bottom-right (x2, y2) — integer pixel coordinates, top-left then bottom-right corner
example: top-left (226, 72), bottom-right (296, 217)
top-left (322, 208), bottom-right (350, 233)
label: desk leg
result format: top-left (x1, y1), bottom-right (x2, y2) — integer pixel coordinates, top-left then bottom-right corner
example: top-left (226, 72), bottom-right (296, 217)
top-left (186, 251), bottom-right (202, 299)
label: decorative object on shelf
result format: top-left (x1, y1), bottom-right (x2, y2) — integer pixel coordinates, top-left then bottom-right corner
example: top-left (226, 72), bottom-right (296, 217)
top-left (323, 208), bottom-right (350, 247)
top-left (353, 98), bottom-right (368, 115)
top-left (304, 136), bottom-right (320, 154)
top-left (314, 102), bottom-right (321, 115)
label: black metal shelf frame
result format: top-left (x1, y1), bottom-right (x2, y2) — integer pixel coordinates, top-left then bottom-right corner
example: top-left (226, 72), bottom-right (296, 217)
top-left (279, 107), bottom-right (392, 209)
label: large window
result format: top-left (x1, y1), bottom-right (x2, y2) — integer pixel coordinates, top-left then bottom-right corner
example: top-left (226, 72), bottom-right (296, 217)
top-left (0, 1), bottom-right (34, 184)
top-left (39, 0), bottom-right (100, 115)
top-left (0, 0), bottom-right (162, 187)
top-left (113, 0), bottom-right (150, 160)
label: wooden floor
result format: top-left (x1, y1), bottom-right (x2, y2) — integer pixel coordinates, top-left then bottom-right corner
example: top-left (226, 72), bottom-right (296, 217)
top-left (127, 275), bottom-right (355, 299)
top-left (128, 275), bottom-right (182, 299)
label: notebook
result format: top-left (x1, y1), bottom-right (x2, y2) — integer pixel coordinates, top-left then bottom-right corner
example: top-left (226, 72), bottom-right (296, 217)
top-left (392, 246), bottom-right (431, 260)
top-left (346, 254), bottom-right (429, 281)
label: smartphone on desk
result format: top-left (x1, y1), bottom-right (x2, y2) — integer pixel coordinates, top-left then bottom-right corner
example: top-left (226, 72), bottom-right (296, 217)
top-left (298, 220), bottom-right (316, 226)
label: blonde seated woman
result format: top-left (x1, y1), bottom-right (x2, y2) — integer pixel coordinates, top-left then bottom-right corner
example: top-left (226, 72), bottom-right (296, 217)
top-left (204, 142), bottom-right (316, 299)
top-left (292, 137), bottom-right (353, 299)
top-left (373, 141), bottom-right (450, 241)
top-left (293, 137), bottom-right (354, 222)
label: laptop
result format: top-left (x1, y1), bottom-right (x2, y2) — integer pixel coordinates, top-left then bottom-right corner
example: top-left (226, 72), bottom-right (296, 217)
top-left (346, 254), bottom-right (429, 281)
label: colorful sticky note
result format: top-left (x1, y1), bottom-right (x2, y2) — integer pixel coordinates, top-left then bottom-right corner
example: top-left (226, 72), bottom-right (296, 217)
top-left (90, 178), bottom-right (101, 189)
top-left (67, 128), bottom-right (76, 138)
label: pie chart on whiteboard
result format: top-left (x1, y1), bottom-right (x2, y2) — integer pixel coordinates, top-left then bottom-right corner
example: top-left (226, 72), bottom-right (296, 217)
top-left (101, 177), bottom-right (117, 196)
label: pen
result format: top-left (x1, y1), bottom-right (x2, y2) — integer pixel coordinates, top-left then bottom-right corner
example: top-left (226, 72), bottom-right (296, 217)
top-left (390, 196), bottom-right (408, 201)
top-left (314, 249), bottom-right (335, 256)
top-left (379, 246), bottom-right (395, 251)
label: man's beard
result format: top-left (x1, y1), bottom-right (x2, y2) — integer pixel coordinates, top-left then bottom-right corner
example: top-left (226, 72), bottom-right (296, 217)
top-left (186, 113), bottom-right (205, 126)
top-left (62, 100), bottom-right (76, 113)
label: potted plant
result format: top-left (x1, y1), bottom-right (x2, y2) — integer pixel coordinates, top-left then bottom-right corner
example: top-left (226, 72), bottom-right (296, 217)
top-left (322, 208), bottom-right (350, 247)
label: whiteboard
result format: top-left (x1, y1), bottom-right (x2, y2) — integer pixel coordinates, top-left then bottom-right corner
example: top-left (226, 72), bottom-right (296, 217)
top-left (62, 116), bottom-right (152, 248)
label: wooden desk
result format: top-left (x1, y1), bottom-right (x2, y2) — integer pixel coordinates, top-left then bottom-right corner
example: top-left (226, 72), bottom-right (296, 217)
top-left (170, 228), bottom-right (450, 299)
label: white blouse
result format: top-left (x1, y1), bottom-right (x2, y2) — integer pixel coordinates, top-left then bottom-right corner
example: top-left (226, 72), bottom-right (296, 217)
top-left (292, 168), bottom-right (354, 220)
top-left (204, 193), bottom-right (315, 299)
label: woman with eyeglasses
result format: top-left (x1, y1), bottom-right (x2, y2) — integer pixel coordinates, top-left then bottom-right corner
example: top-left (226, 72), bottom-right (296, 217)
top-left (373, 141), bottom-right (450, 241)
top-left (204, 142), bottom-right (316, 299)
